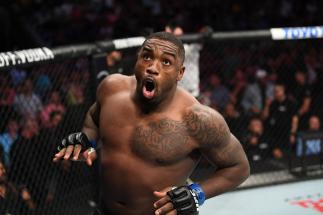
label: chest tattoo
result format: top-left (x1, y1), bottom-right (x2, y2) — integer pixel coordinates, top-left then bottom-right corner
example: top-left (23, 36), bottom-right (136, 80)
top-left (131, 118), bottom-right (190, 163)
top-left (130, 106), bottom-right (228, 163)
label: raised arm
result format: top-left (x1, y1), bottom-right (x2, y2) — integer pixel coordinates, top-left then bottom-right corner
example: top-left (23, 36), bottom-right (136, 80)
top-left (184, 104), bottom-right (250, 198)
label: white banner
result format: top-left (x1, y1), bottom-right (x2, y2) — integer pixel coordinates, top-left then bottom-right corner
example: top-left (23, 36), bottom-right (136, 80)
top-left (0, 47), bottom-right (54, 68)
top-left (113, 37), bottom-right (145, 49)
top-left (271, 26), bottom-right (323, 40)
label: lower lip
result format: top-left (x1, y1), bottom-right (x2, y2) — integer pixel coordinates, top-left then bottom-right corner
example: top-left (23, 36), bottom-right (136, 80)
top-left (142, 86), bottom-right (155, 99)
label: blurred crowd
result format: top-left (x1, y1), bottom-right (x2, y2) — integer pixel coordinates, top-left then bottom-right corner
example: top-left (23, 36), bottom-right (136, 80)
top-left (198, 41), bottom-right (323, 164)
top-left (0, 59), bottom-right (93, 214)
top-left (1, 0), bottom-right (323, 51)
top-left (0, 0), bottom-right (323, 213)
top-left (1, 38), bottom-right (323, 213)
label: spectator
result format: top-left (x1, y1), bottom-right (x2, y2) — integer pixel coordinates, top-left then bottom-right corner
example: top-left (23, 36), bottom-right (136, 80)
top-left (47, 111), bottom-right (64, 129)
top-left (228, 68), bottom-right (247, 106)
top-left (304, 48), bottom-right (319, 85)
top-left (263, 84), bottom-right (298, 159)
top-left (40, 91), bottom-right (65, 128)
top-left (95, 50), bottom-right (124, 84)
top-left (0, 118), bottom-right (19, 165)
top-left (0, 74), bottom-right (16, 108)
top-left (32, 111), bottom-right (64, 210)
top-left (105, 51), bottom-right (123, 73)
top-left (241, 69), bottom-right (274, 116)
top-left (311, 68), bottom-right (323, 120)
top-left (289, 69), bottom-right (312, 130)
top-left (10, 69), bottom-right (27, 87)
top-left (65, 72), bottom-right (85, 106)
top-left (208, 73), bottom-right (230, 111)
top-left (308, 115), bottom-right (321, 131)
top-left (34, 69), bottom-right (52, 100)
top-left (0, 160), bottom-right (36, 215)
top-left (242, 117), bottom-right (269, 162)
top-left (223, 102), bottom-right (248, 139)
top-left (9, 118), bottom-right (40, 207)
top-left (0, 74), bottom-right (16, 131)
top-left (165, 23), bottom-right (202, 97)
top-left (13, 79), bottom-right (43, 120)
top-left (198, 90), bottom-right (212, 106)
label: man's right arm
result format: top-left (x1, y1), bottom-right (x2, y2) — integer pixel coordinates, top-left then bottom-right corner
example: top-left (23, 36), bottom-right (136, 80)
top-left (53, 74), bottom-right (124, 165)
top-left (54, 84), bottom-right (103, 165)
top-left (53, 102), bottom-right (100, 165)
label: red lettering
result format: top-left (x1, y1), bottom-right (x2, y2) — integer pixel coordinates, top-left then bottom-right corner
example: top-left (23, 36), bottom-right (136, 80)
top-left (312, 199), bottom-right (323, 213)
top-left (291, 199), bottom-right (323, 213)
top-left (291, 200), bottom-right (309, 208)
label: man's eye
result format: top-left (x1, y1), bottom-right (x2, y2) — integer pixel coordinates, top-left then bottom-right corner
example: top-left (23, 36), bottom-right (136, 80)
top-left (143, 54), bottom-right (151, 60)
top-left (163, 59), bottom-right (171, 66)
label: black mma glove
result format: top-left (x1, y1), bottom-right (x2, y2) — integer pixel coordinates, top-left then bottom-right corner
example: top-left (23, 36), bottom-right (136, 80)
top-left (167, 183), bottom-right (206, 215)
top-left (57, 132), bottom-right (92, 152)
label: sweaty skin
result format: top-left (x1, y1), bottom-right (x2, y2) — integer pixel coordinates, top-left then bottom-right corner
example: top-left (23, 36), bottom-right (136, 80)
top-left (54, 37), bottom-right (250, 215)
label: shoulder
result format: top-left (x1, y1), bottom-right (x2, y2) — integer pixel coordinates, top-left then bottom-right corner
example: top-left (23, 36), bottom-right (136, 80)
top-left (96, 74), bottom-right (134, 100)
top-left (183, 103), bottom-right (231, 147)
top-left (98, 74), bottom-right (132, 92)
top-left (184, 103), bottom-right (225, 125)
top-left (176, 87), bottom-right (223, 121)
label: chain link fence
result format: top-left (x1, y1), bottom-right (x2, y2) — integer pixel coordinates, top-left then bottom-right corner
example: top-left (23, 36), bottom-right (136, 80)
top-left (191, 39), bottom-right (323, 187)
top-left (0, 58), bottom-right (99, 215)
top-left (0, 30), bottom-right (322, 214)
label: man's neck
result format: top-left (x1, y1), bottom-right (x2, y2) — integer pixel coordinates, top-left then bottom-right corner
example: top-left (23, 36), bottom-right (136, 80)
top-left (134, 88), bottom-right (177, 114)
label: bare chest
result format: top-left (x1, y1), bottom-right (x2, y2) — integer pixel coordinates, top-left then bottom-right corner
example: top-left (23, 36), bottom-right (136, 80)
top-left (99, 101), bottom-right (197, 164)
top-left (131, 118), bottom-right (197, 164)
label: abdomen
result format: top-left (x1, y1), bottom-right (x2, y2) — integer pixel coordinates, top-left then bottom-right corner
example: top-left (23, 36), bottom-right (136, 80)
top-left (99, 147), bottom-right (197, 215)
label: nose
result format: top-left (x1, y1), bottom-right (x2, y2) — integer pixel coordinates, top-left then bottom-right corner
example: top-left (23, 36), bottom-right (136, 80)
top-left (146, 60), bottom-right (159, 76)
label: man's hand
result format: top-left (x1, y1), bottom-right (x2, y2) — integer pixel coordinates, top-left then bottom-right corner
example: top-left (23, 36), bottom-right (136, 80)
top-left (153, 188), bottom-right (177, 215)
top-left (53, 132), bottom-right (97, 166)
top-left (153, 184), bottom-right (201, 215)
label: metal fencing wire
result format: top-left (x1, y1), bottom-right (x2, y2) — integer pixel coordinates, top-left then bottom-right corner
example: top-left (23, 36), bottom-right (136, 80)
top-left (0, 57), bottom-right (98, 215)
top-left (0, 36), bottom-right (322, 214)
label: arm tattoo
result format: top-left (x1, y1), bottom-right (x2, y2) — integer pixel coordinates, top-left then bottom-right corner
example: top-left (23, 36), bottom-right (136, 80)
top-left (184, 105), bottom-right (230, 148)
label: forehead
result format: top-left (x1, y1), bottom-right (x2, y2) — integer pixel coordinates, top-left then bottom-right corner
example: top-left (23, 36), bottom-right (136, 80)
top-left (142, 38), bottom-right (179, 53)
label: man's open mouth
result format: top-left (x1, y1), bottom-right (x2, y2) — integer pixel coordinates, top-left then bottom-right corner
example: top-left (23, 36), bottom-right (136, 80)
top-left (142, 78), bottom-right (156, 99)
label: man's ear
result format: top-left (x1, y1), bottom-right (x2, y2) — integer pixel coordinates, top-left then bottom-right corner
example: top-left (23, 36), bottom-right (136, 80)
top-left (177, 66), bottom-right (185, 81)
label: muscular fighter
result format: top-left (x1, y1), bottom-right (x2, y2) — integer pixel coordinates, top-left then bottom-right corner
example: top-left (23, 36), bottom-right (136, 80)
top-left (53, 32), bottom-right (250, 215)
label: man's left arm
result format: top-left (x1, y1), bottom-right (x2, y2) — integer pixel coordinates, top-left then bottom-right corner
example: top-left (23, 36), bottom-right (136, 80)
top-left (153, 105), bottom-right (250, 215)
top-left (188, 105), bottom-right (250, 198)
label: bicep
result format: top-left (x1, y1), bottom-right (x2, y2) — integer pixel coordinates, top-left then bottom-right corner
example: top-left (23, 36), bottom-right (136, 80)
top-left (185, 105), bottom-right (247, 168)
top-left (200, 134), bottom-right (247, 168)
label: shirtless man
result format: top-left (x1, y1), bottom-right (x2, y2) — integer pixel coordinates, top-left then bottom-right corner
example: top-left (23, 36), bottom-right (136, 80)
top-left (53, 32), bottom-right (250, 215)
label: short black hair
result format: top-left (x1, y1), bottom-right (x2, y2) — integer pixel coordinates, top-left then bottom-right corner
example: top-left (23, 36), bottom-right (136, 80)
top-left (143, 31), bottom-right (185, 65)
